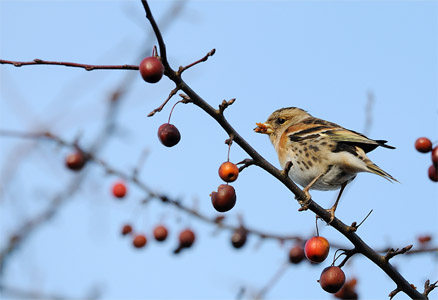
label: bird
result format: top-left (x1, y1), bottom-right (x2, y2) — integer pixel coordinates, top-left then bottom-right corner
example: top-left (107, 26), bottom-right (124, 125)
top-left (254, 107), bottom-right (398, 221)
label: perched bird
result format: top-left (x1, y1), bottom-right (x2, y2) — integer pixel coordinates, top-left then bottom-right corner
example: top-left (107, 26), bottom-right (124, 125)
top-left (254, 107), bottom-right (398, 220)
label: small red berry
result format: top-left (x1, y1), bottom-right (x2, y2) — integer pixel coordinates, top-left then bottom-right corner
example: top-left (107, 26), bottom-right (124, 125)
top-left (112, 181), bottom-right (127, 198)
top-left (179, 229), bottom-right (195, 249)
top-left (334, 277), bottom-right (358, 299)
top-left (121, 224), bottom-right (133, 236)
top-left (432, 146), bottom-right (438, 166)
top-left (139, 56), bottom-right (164, 83)
top-left (231, 229), bottom-right (247, 249)
top-left (304, 236), bottom-right (330, 263)
top-left (132, 234), bottom-right (147, 248)
top-left (158, 123), bottom-right (181, 147)
top-left (289, 245), bottom-right (305, 264)
top-left (218, 162), bottom-right (239, 183)
top-left (153, 225), bottom-right (168, 242)
top-left (418, 235), bottom-right (432, 244)
top-left (210, 184), bottom-right (236, 212)
top-left (319, 266), bottom-right (346, 293)
top-left (65, 152), bottom-right (86, 171)
top-left (428, 165), bottom-right (438, 182)
top-left (415, 137), bottom-right (432, 153)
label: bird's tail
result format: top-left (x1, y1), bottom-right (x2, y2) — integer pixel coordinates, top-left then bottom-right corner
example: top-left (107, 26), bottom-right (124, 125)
top-left (366, 163), bottom-right (399, 183)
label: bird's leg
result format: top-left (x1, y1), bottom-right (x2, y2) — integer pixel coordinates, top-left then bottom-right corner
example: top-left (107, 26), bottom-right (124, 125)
top-left (298, 172), bottom-right (325, 209)
top-left (326, 181), bottom-right (348, 223)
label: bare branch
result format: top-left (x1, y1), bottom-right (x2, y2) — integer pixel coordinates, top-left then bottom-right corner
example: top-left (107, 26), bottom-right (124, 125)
top-left (147, 86), bottom-right (179, 117)
top-left (281, 161), bottom-right (293, 178)
top-left (139, 1), bottom-right (427, 298)
top-left (178, 48), bottom-right (216, 75)
top-left (336, 248), bottom-right (359, 268)
top-left (423, 280), bottom-right (438, 297)
top-left (218, 98), bottom-right (236, 115)
top-left (384, 245), bottom-right (413, 262)
top-left (389, 286), bottom-right (403, 299)
top-left (237, 158), bottom-right (255, 173)
top-left (254, 261), bottom-right (290, 300)
top-left (0, 59), bottom-right (138, 71)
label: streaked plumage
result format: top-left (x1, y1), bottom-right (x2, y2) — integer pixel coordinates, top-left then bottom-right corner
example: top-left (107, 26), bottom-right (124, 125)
top-left (255, 107), bottom-right (398, 219)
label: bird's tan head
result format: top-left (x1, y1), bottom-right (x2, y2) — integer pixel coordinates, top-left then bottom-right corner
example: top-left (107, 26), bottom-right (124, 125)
top-left (254, 107), bottom-right (310, 137)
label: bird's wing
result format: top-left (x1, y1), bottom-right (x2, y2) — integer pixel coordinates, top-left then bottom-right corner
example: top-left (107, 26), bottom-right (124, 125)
top-left (323, 128), bottom-right (395, 152)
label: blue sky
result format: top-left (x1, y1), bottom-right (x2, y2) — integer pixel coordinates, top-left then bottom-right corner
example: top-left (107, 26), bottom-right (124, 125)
top-left (1, 1), bottom-right (437, 299)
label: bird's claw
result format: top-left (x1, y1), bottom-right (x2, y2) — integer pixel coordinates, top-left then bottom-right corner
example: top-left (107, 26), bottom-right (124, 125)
top-left (325, 207), bottom-right (336, 224)
top-left (297, 190), bottom-right (312, 211)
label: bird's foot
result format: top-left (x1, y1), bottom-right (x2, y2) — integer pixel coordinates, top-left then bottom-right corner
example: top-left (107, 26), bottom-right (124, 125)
top-left (297, 190), bottom-right (312, 211)
top-left (325, 207), bottom-right (336, 224)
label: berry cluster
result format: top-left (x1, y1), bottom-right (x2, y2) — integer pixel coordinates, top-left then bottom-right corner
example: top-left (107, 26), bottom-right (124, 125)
top-left (138, 51), bottom-right (182, 148)
top-left (211, 146), bottom-right (239, 213)
top-left (121, 223), bottom-right (195, 253)
top-left (415, 137), bottom-right (438, 182)
top-left (288, 236), bottom-right (349, 295)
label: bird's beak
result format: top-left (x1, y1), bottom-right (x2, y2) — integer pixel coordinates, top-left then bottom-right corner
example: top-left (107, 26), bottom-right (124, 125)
top-left (254, 122), bottom-right (273, 134)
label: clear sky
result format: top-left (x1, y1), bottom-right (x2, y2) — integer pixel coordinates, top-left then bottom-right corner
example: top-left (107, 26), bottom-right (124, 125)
top-left (1, 1), bottom-right (437, 299)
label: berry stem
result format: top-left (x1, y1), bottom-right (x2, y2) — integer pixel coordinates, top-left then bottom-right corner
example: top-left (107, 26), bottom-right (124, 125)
top-left (227, 141), bottom-right (232, 162)
top-left (315, 217), bottom-right (320, 236)
top-left (168, 100), bottom-right (183, 124)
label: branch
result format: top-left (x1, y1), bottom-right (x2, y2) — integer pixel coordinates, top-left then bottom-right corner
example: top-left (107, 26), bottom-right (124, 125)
top-left (336, 248), bottom-right (359, 268)
top-left (424, 280), bottom-right (438, 298)
top-left (178, 48), bottom-right (216, 75)
top-left (140, 1), bottom-right (427, 298)
top-left (254, 261), bottom-right (290, 300)
top-left (0, 59), bottom-right (138, 71)
top-left (0, 130), bottom-right (304, 244)
top-left (0, 79), bottom-right (123, 274)
top-left (147, 86), bottom-right (179, 117)
top-left (384, 245), bottom-right (413, 262)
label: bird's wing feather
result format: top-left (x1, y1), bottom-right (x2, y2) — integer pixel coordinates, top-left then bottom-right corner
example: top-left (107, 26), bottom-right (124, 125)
top-left (323, 128), bottom-right (395, 152)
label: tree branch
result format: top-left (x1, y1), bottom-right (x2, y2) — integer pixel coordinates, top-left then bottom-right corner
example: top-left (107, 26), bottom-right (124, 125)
top-left (139, 1), bottom-right (428, 298)
top-left (0, 59), bottom-right (138, 71)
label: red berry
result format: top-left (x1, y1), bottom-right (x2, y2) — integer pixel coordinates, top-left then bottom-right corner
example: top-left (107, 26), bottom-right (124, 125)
top-left (139, 56), bottom-right (164, 83)
top-left (304, 236), bottom-right (330, 263)
top-left (153, 225), bottom-right (168, 242)
top-left (218, 162), bottom-right (239, 183)
top-left (65, 152), bottom-right (86, 171)
top-left (289, 245), bottom-right (305, 264)
top-left (210, 184), bottom-right (236, 212)
top-left (231, 229), bottom-right (247, 249)
top-left (158, 123), bottom-right (181, 147)
top-left (429, 165), bottom-right (438, 182)
top-left (432, 146), bottom-right (438, 166)
top-left (121, 224), bottom-right (133, 236)
top-left (415, 137), bottom-right (432, 153)
top-left (319, 266), bottom-right (346, 293)
top-left (179, 229), bottom-right (195, 249)
top-left (112, 181), bottom-right (127, 198)
top-left (334, 277), bottom-right (358, 299)
top-left (418, 235), bottom-right (432, 244)
top-left (132, 234), bottom-right (147, 248)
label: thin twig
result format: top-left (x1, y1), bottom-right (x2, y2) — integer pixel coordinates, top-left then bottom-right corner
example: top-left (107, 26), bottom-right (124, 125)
top-left (423, 280), bottom-right (438, 297)
top-left (218, 98), bottom-right (236, 115)
top-left (237, 159), bottom-right (255, 173)
top-left (384, 245), bottom-right (413, 262)
top-left (254, 261), bottom-right (290, 300)
top-left (148, 86), bottom-right (180, 117)
top-left (0, 59), bottom-right (138, 71)
top-left (178, 48), bottom-right (216, 75)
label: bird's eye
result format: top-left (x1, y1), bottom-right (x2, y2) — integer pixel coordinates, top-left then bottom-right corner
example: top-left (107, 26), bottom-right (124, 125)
top-left (277, 118), bottom-right (286, 125)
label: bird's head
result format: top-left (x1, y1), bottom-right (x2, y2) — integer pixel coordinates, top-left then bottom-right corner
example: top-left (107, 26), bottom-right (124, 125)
top-left (254, 107), bottom-right (310, 139)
